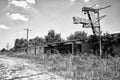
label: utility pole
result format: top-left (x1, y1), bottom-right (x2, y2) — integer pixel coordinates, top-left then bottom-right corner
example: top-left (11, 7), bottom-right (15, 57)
top-left (97, 11), bottom-right (102, 56)
top-left (73, 4), bottom-right (111, 57)
top-left (24, 28), bottom-right (31, 54)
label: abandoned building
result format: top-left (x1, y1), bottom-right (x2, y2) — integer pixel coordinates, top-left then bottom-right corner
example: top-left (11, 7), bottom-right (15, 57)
top-left (27, 39), bottom-right (88, 55)
top-left (27, 33), bottom-right (120, 56)
top-left (28, 44), bottom-right (45, 55)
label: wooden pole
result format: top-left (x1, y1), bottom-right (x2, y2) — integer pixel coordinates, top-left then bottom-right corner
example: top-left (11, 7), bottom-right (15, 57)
top-left (72, 42), bottom-right (74, 55)
top-left (97, 12), bottom-right (102, 57)
top-left (24, 28), bottom-right (31, 54)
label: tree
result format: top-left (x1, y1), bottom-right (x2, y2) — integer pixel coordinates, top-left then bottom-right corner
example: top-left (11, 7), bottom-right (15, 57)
top-left (45, 29), bottom-right (63, 43)
top-left (88, 35), bottom-right (100, 56)
top-left (87, 32), bottom-right (120, 57)
top-left (102, 32), bottom-right (119, 57)
top-left (0, 48), bottom-right (7, 52)
top-left (14, 38), bottom-right (27, 51)
top-left (67, 31), bottom-right (87, 40)
top-left (29, 37), bottom-right (45, 46)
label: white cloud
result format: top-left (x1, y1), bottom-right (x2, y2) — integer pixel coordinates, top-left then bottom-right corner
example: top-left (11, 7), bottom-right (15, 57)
top-left (8, 0), bottom-right (36, 9)
top-left (26, 0), bottom-right (35, 4)
top-left (6, 12), bottom-right (10, 15)
top-left (7, 13), bottom-right (29, 21)
top-left (8, 0), bottom-right (30, 8)
top-left (84, 0), bottom-right (90, 2)
top-left (0, 25), bottom-right (10, 30)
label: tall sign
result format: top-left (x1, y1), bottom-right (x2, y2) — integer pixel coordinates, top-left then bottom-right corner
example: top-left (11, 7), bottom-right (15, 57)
top-left (73, 4), bottom-right (111, 56)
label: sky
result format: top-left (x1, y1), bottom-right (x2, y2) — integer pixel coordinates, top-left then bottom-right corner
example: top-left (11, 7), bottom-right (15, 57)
top-left (0, 0), bottom-right (120, 49)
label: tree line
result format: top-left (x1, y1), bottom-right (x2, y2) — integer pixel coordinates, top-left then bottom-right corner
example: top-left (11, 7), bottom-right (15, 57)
top-left (1, 29), bottom-right (120, 57)
top-left (13, 30), bottom-right (87, 51)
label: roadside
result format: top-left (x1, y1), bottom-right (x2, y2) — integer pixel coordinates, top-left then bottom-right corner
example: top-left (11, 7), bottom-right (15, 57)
top-left (0, 55), bottom-right (66, 80)
top-left (0, 53), bottom-right (119, 80)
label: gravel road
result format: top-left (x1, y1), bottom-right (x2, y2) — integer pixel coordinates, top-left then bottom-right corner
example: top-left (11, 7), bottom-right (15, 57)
top-left (0, 55), bottom-right (66, 80)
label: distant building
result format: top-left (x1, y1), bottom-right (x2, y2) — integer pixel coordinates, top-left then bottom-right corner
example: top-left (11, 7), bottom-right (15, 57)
top-left (28, 44), bottom-right (45, 55)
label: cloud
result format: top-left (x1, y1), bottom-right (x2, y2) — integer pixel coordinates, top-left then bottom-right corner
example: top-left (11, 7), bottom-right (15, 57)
top-left (8, 0), bottom-right (29, 8)
top-left (8, 0), bottom-right (36, 9)
top-left (84, 0), bottom-right (90, 2)
top-left (7, 13), bottom-right (29, 21)
top-left (26, 0), bottom-right (35, 4)
top-left (0, 25), bottom-right (10, 30)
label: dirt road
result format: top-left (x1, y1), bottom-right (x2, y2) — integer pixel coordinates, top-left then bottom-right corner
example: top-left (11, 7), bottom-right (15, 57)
top-left (0, 55), bottom-right (66, 80)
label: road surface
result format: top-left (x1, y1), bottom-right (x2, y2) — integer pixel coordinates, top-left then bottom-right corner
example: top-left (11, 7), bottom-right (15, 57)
top-left (0, 55), bottom-right (66, 80)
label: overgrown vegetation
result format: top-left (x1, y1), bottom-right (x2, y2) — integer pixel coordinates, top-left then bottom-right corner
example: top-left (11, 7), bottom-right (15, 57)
top-left (67, 31), bottom-right (87, 40)
top-left (87, 33), bottom-right (120, 57)
top-left (10, 29), bottom-right (120, 57)
top-left (1, 30), bottom-right (120, 80)
top-left (2, 29), bottom-right (120, 57)
top-left (7, 53), bottom-right (120, 80)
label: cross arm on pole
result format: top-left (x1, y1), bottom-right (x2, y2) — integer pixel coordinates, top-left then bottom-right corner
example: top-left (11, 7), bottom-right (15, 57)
top-left (98, 5), bottom-right (111, 11)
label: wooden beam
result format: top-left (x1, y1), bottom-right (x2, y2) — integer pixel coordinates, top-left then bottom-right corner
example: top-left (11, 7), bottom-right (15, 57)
top-left (72, 42), bottom-right (74, 55)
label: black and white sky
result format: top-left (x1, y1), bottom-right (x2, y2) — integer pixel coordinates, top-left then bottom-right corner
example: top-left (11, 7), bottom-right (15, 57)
top-left (0, 0), bottom-right (120, 49)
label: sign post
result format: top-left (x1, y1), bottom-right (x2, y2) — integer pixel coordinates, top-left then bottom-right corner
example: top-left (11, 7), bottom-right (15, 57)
top-left (73, 5), bottom-right (111, 57)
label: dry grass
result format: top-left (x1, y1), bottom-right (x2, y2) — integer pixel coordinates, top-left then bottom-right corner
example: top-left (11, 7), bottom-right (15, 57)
top-left (42, 54), bottom-right (119, 80)
top-left (3, 52), bottom-right (120, 80)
